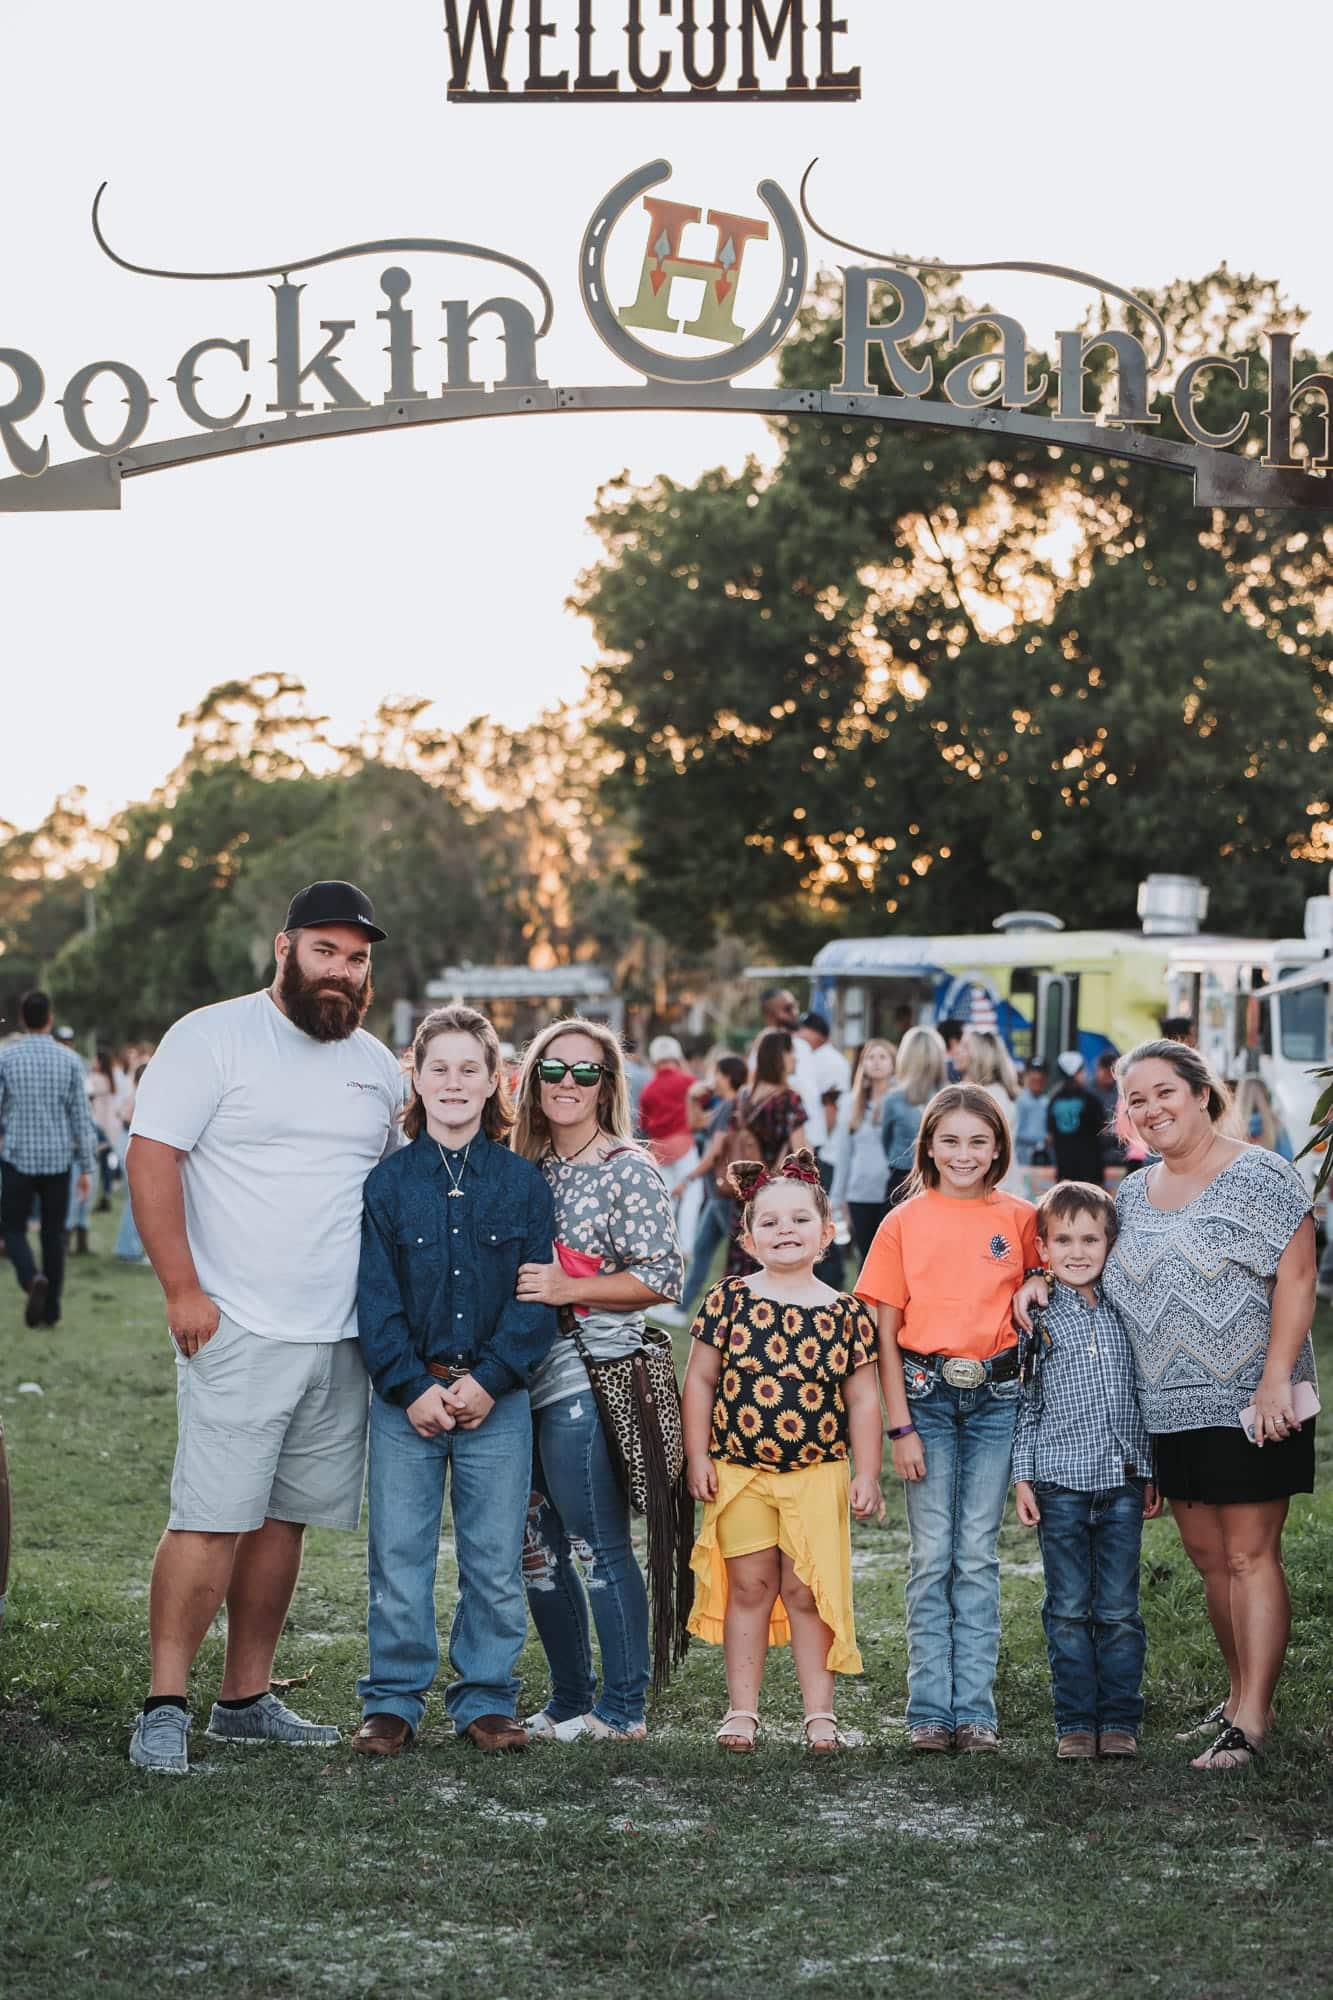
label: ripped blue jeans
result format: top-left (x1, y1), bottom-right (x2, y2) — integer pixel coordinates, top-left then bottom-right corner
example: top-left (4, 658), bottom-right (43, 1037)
top-left (523, 1389), bottom-right (650, 1732)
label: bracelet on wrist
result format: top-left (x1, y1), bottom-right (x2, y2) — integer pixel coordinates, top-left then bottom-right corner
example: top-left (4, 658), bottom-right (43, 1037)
top-left (1022, 1266), bottom-right (1049, 1281)
top-left (886, 1422), bottom-right (917, 1441)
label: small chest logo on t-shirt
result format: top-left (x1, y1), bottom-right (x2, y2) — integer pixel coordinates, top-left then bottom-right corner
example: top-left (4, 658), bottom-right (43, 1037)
top-left (988, 1234), bottom-right (1012, 1262)
top-left (346, 1080), bottom-right (378, 1093)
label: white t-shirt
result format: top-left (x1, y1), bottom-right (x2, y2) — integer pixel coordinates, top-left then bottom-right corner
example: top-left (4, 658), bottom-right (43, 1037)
top-left (129, 991), bottom-right (403, 1342)
top-left (803, 1040), bottom-right (852, 1158)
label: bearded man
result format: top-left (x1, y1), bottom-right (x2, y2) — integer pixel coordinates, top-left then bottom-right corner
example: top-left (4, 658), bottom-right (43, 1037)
top-left (125, 883), bottom-right (403, 1774)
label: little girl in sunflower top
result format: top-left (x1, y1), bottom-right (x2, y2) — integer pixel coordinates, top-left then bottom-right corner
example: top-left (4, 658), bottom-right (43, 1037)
top-left (681, 1151), bottom-right (885, 1753)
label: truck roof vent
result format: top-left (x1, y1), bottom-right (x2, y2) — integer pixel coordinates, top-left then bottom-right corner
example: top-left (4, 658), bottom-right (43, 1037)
top-left (1138, 874), bottom-right (1209, 936)
top-left (992, 911), bottom-right (1065, 934)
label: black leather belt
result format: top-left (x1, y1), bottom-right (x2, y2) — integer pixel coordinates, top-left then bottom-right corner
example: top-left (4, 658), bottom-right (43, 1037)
top-left (900, 1346), bottom-right (1020, 1389)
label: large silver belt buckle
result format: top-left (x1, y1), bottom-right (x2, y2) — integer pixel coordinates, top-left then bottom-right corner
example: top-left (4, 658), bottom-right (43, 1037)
top-left (942, 1357), bottom-right (986, 1390)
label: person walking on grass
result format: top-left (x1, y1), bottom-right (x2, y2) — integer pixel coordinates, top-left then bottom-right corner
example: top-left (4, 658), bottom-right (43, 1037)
top-left (125, 882), bottom-right (404, 1776)
top-left (0, 990), bottom-right (97, 1329)
top-left (829, 1037), bottom-right (896, 1259)
top-left (673, 1053), bottom-right (749, 1303)
top-left (352, 1008), bottom-right (556, 1759)
top-left (1012, 1182), bottom-right (1161, 1762)
top-left (683, 1152), bottom-right (884, 1754)
top-left (856, 1086), bottom-right (1040, 1754)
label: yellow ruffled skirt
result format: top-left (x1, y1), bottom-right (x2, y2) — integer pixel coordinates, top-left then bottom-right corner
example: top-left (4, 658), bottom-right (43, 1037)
top-left (687, 1458), bottom-right (862, 1675)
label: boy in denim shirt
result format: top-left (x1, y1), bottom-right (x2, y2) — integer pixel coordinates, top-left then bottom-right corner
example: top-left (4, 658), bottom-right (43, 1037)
top-left (1013, 1182), bottom-right (1161, 1760)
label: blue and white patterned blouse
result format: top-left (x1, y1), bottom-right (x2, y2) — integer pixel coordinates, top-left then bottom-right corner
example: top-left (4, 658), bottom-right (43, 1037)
top-left (1012, 1281), bottom-right (1154, 1490)
top-left (1103, 1147), bottom-right (1315, 1435)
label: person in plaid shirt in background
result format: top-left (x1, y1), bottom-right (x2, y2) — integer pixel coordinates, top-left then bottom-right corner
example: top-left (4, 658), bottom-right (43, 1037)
top-left (1013, 1181), bottom-right (1161, 1761)
top-left (0, 990), bottom-right (98, 1328)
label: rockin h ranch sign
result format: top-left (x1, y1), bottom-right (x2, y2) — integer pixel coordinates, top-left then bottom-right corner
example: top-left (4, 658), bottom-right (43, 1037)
top-left (1, 158), bottom-right (1330, 512)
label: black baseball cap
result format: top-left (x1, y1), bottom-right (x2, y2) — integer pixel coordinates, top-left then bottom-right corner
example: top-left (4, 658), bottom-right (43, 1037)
top-left (283, 880), bottom-right (387, 943)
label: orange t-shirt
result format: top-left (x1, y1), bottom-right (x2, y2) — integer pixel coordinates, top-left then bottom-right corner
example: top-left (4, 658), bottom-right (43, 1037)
top-left (853, 1189), bottom-right (1039, 1361)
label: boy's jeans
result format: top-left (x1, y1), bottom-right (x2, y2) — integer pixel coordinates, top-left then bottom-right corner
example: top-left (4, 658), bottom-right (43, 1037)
top-left (902, 1373), bottom-right (1020, 1732)
top-left (358, 1386), bottom-right (531, 1735)
top-left (524, 1391), bottom-right (650, 1732)
top-left (1035, 1480), bottom-right (1147, 1737)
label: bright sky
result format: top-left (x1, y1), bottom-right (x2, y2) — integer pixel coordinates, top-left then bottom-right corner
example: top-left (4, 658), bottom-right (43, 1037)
top-left (2, 0), bottom-right (1330, 834)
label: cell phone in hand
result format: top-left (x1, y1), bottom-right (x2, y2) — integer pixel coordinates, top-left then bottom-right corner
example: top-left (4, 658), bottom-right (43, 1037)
top-left (1238, 1380), bottom-right (1321, 1442)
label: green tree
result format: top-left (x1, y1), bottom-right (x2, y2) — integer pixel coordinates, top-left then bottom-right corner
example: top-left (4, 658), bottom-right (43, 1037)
top-left (576, 271), bottom-right (1333, 956)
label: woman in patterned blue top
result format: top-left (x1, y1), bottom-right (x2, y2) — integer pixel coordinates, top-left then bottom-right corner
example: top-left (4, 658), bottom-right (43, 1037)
top-left (1098, 1041), bottom-right (1315, 1773)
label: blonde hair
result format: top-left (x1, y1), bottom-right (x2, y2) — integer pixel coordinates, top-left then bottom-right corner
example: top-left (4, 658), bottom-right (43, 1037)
top-left (848, 1038), bottom-right (896, 1133)
top-left (902, 1084), bottom-right (1013, 1200)
top-left (403, 1007), bottom-right (512, 1143)
top-left (895, 1025), bottom-right (948, 1106)
top-left (963, 1028), bottom-right (1019, 1101)
top-left (511, 1017), bottom-right (636, 1162)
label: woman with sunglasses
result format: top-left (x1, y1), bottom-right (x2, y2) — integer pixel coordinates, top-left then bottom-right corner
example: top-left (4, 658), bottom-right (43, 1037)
top-left (512, 1019), bottom-right (685, 1740)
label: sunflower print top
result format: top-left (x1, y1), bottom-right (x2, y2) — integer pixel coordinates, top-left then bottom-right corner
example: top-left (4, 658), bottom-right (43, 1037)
top-left (691, 1276), bottom-right (878, 1471)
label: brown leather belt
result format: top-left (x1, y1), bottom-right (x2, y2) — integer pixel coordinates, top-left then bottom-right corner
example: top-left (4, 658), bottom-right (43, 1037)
top-left (426, 1362), bottom-right (471, 1383)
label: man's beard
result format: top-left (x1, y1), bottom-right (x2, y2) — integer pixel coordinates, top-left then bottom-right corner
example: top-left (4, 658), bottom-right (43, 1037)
top-left (278, 951), bottom-right (373, 1043)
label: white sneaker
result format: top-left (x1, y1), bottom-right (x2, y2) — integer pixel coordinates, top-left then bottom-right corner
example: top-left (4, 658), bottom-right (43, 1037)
top-left (524, 1710), bottom-right (646, 1742)
top-left (524, 1709), bottom-right (591, 1742)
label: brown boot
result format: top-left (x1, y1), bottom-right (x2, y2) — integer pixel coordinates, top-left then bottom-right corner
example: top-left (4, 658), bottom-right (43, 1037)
top-left (1057, 1731), bottom-right (1097, 1759)
top-left (463, 1714), bottom-right (527, 1753)
top-left (351, 1714), bottom-right (411, 1757)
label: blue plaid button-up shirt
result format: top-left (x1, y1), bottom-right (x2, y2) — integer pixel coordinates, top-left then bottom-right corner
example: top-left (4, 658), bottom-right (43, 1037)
top-left (1012, 1279), bottom-right (1154, 1491)
top-left (0, 1034), bottom-right (99, 1176)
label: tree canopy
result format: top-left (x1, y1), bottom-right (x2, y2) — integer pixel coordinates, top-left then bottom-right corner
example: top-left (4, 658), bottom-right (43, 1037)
top-left (576, 269), bottom-right (1333, 956)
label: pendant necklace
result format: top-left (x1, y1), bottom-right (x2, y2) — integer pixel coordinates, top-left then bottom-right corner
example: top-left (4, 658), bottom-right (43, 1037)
top-left (553, 1129), bottom-right (602, 1167)
top-left (437, 1139), bottom-right (473, 1197)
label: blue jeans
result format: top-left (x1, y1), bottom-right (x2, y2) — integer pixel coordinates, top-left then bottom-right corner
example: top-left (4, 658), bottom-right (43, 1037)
top-left (683, 1195), bottom-right (732, 1302)
top-left (902, 1370), bottom-right (1020, 1731)
top-left (1035, 1481), bottom-right (1147, 1736)
top-left (358, 1386), bottom-right (532, 1734)
top-left (524, 1390), bottom-right (650, 1731)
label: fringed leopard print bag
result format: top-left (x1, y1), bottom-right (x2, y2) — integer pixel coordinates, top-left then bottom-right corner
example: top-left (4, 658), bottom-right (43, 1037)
top-left (567, 1317), bottom-right (694, 1692)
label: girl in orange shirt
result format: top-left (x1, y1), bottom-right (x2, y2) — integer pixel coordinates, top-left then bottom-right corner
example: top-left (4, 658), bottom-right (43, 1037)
top-left (855, 1085), bottom-right (1040, 1754)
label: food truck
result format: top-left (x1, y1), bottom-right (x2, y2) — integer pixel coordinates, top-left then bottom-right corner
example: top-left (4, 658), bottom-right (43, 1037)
top-left (748, 873), bottom-right (1333, 1216)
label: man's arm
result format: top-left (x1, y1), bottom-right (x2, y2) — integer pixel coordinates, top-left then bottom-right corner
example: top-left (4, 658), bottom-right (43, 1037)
top-left (126, 1136), bottom-right (219, 1355)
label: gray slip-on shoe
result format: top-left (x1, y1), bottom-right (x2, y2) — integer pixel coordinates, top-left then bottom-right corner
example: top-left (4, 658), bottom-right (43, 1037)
top-left (129, 1706), bottom-right (191, 1776)
top-left (205, 1692), bottom-right (341, 1748)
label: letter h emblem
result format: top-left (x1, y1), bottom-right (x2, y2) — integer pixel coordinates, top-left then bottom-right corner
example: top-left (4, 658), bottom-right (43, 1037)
top-left (617, 196), bottom-right (770, 349)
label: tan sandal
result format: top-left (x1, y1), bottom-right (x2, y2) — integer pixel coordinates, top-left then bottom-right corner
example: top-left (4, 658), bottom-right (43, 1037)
top-left (716, 1709), bottom-right (760, 1753)
top-left (802, 1712), bottom-right (848, 1754)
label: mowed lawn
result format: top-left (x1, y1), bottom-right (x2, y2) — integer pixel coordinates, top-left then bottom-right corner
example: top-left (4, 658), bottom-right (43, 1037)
top-left (2, 1202), bottom-right (1331, 2000)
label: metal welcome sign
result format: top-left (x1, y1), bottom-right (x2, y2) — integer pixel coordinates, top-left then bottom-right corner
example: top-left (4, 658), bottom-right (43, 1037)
top-left (442, 0), bottom-right (863, 102)
top-left (1, 158), bottom-right (1330, 513)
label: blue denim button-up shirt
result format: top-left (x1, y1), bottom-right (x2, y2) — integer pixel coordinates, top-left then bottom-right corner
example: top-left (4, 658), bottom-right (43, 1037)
top-left (357, 1128), bottom-right (557, 1409)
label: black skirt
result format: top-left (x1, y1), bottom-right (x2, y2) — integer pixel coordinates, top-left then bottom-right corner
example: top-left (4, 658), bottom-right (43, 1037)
top-left (1154, 1421), bottom-right (1316, 1506)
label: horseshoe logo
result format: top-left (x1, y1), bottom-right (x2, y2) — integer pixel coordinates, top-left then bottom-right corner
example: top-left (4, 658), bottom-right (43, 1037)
top-left (579, 159), bottom-right (807, 386)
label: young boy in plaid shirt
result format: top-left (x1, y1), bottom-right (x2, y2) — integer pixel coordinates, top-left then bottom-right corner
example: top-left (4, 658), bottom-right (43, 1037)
top-left (1013, 1181), bottom-right (1161, 1760)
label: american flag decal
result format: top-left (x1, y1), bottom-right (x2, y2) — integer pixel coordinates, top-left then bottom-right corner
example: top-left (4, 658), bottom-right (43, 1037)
top-left (989, 1234), bottom-right (1011, 1260)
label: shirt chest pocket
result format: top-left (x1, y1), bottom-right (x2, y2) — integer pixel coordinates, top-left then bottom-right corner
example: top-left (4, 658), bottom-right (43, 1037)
top-left (476, 1207), bottom-right (526, 1258)
top-left (394, 1223), bottom-right (443, 1317)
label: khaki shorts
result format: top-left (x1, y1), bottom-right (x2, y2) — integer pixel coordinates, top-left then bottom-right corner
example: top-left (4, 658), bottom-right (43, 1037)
top-left (168, 1313), bottom-right (369, 1533)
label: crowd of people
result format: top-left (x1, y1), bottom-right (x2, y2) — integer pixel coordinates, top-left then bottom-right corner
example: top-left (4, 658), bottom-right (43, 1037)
top-left (0, 883), bottom-right (1324, 1782)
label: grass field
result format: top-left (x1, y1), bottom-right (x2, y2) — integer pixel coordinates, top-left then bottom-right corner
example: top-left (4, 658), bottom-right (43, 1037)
top-left (2, 1201), bottom-right (1331, 2000)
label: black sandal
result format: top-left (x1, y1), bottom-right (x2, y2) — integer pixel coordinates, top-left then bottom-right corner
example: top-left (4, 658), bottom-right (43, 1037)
top-left (1195, 1723), bottom-right (1262, 1771)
